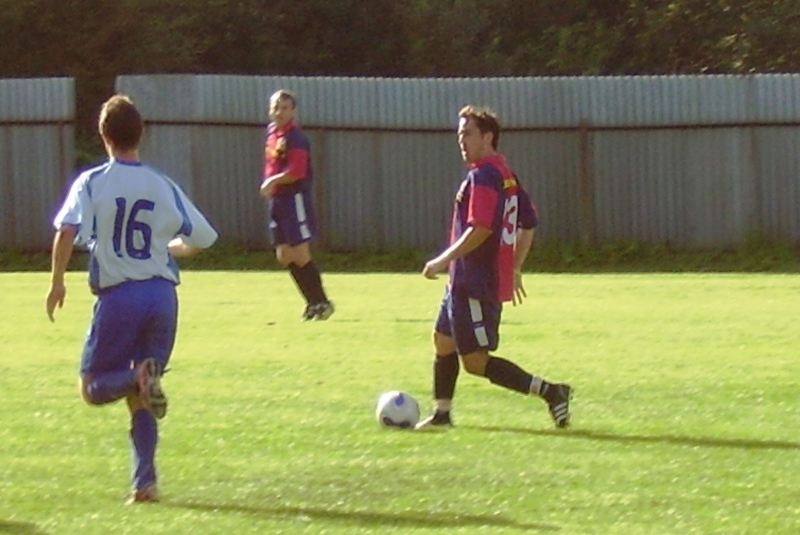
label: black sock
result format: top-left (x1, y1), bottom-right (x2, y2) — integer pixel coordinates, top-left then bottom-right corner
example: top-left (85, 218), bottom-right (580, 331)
top-left (296, 261), bottom-right (328, 304)
top-left (434, 352), bottom-right (459, 404)
top-left (288, 262), bottom-right (314, 304)
top-left (484, 356), bottom-right (533, 395)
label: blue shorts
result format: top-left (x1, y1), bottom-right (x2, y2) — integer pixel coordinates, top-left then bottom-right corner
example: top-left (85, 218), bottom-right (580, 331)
top-left (434, 285), bottom-right (501, 355)
top-left (268, 191), bottom-right (316, 246)
top-left (80, 278), bottom-right (178, 376)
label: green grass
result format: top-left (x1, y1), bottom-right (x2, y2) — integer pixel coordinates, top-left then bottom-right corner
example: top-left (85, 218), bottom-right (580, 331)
top-left (2, 271), bottom-right (800, 534)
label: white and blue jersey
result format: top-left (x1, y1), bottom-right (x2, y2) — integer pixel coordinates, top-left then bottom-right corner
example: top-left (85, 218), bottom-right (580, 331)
top-left (54, 158), bottom-right (218, 293)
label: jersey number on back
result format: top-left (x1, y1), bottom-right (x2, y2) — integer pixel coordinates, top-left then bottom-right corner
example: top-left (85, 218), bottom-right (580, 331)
top-left (113, 197), bottom-right (154, 260)
top-left (501, 194), bottom-right (519, 246)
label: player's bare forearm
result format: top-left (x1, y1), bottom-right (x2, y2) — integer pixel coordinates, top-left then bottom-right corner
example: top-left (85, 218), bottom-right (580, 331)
top-left (259, 172), bottom-right (301, 198)
top-left (514, 228), bottom-right (535, 271)
top-left (50, 226), bottom-right (76, 284)
top-left (423, 225), bottom-right (492, 279)
top-left (46, 226), bottom-right (76, 321)
top-left (445, 225), bottom-right (493, 262)
top-left (511, 228), bottom-right (534, 307)
top-left (168, 237), bottom-right (202, 258)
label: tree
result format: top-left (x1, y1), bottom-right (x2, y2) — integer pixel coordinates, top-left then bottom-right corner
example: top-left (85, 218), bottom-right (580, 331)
top-left (4, 0), bottom-right (800, 163)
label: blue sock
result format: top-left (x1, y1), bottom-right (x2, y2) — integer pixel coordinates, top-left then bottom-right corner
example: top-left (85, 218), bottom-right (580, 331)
top-left (85, 369), bottom-right (136, 404)
top-left (130, 409), bottom-right (158, 490)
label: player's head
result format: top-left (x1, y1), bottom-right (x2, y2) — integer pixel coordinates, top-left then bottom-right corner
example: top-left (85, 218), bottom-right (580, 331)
top-left (98, 95), bottom-right (143, 153)
top-left (269, 89), bottom-right (297, 128)
top-left (457, 105), bottom-right (500, 163)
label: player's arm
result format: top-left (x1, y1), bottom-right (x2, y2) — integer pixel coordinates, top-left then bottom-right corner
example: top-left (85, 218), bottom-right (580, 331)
top-left (171, 187), bottom-right (219, 254)
top-left (259, 142), bottom-right (309, 197)
top-left (514, 227), bottom-right (535, 273)
top-left (511, 181), bottom-right (538, 305)
top-left (422, 224), bottom-right (492, 279)
top-left (259, 170), bottom-right (299, 197)
top-left (424, 172), bottom-right (499, 279)
top-left (168, 237), bottom-right (203, 258)
top-left (46, 224), bottom-right (77, 322)
top-left (511, 227), bottom-right (535, 305)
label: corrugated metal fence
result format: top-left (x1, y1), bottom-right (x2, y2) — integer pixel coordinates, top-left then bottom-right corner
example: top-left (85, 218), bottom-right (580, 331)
top-left (0, 78), bottom-right (74, 251)
top-left (115, 74), bottom-right (800, 251)
top-left (4, 75), bottom-right (800, 251)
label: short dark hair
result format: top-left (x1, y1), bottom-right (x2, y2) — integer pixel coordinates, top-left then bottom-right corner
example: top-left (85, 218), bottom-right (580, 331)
top-left (458, 105), bottom-right (500, 149)
top-left (98, 95), bottom-right (143, 151)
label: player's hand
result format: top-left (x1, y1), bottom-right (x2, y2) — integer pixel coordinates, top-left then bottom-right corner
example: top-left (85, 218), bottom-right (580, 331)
top-left (422, 258), bottom-right (447, 280)
top-left (46, 282), bottom-right (66, 322)
top-left (512, 271), bottom-right (526, 306)
top-left (258, 177), bottom-right (274, 198)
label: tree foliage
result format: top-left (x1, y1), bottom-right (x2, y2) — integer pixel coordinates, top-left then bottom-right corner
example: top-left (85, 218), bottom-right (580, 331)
top-left (1, 0), bottom-right (799, 153)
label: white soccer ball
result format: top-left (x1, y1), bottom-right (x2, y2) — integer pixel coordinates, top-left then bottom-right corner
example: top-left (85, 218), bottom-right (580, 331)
top-left (376, 390), bottom-right (420, 429)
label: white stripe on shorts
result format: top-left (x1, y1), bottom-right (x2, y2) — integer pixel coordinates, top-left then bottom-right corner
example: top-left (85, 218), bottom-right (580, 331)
top-left (294, 193), bottom-right (311, 240)
top-left (468, 298), bottom-right (489, 347)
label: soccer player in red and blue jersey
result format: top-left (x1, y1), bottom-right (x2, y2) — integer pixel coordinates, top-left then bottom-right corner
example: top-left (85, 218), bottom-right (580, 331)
top-left (417, 105), bottom-right (572, 429)
top-left (259, 90), bottom-right (333, 321)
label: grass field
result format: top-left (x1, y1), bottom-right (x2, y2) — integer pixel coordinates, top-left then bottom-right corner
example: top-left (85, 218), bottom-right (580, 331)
top-left (1, 270), bottom-right (799, 534)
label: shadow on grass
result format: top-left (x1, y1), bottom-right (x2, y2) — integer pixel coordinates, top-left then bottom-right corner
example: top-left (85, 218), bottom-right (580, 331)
top-left (0, 521), bottom-right (49, 535)
top-left (463, 426), bottom-right (800, 450)
top-left (164, 500), bottom-right (559, 531)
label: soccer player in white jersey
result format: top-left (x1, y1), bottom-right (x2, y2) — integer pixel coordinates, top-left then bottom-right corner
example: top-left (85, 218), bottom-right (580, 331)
top-left (45, 95), bottom-right (218, 504)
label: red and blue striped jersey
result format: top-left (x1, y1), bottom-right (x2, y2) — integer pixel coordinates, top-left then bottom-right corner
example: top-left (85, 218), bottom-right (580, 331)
top-left (263, 119), bottom-right (312, 196)
top-left (448, 153), bottom-right (538, 303)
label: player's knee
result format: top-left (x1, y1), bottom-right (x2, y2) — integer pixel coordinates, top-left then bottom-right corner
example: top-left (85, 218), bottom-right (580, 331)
top-left (275, 249), bottom-right (291, 266)
top-left (291, 243), bottom-right (312, 266)
top-left (461, 352), bottom-right (489, 376)
top-left (277, 244), bottom-right (311, 267)
top-left (433, 331), bottom-right (456, 355)
top-left (79, 376), bottom-right (100, 405)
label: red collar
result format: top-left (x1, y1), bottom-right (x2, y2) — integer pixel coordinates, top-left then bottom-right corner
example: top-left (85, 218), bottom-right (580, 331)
top-left (272, 119), bottom-right (297, 134)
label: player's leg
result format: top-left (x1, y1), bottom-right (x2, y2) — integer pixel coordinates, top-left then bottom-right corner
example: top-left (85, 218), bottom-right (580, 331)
top-left (127, 278), bottom-right (177, 503)
top-left (416, 289), bottom-right (459, 429)
top-left (279, 241), bottom-right (333, 320)
top-left (126, 392), bottom-right (159, 503)
top-left (287, 191), bottom-right (332, 320)
top-left (455, 295), bottom-right (573, 429)
top-left (276, 241), bottom-right (314, 319)
top-left (134, 277), bottom-right (176, 419)
top-left (272, 194), bottom-right (333, 320)
top-left (271, 197), bottom-right (311, 317)
top-left (80, 369), bottom-right (136, 405)
top-left (79, 285), bottom-right (144, 405)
